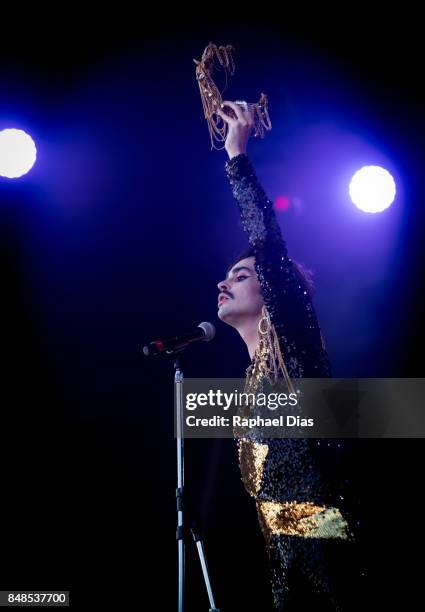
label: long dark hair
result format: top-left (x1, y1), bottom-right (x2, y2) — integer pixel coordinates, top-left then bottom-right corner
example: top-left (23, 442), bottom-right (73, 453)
top-left (226, 246), bottom-right (315, 298)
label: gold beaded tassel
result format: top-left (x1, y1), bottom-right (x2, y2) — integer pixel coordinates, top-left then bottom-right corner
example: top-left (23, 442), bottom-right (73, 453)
top-left (194, 42), bottom-right (272, 150)
top-left (194, 43), bottom-right (235, 149)
top-left (252, 93), bottom-right (272, 139)
top-left (246, 305), bottom-right (295, 396)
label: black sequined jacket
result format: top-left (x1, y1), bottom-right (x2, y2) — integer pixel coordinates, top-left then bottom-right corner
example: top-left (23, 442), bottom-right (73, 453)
top-left (224, 154), bottom-right (356, 609)
top-left (224, 153), bottom-right (350, 507)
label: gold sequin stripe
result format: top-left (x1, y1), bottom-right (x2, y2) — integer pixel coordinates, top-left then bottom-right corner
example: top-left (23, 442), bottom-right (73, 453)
top-left (256, 500), bottom-right (350, 542)
top-left (237, 439), bottom-right (269, 498)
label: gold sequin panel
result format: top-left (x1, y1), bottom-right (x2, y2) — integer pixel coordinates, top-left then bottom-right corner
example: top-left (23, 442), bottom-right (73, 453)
top-left (257, 500), bottom-right (350, 542)
top-left (238, 438), bottom-right (269, 497)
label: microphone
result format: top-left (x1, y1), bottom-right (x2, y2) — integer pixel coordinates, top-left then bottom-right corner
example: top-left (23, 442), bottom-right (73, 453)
top-left (143, 322), bottom-right (216, 356)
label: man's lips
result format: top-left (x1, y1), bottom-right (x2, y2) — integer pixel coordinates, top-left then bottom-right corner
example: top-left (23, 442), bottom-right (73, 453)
top-left (218, 294), bottom-right (232, 306)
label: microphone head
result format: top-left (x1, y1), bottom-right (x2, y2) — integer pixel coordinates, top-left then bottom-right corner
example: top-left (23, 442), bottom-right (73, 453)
top-left (198, 321), bottom-right (216, 342)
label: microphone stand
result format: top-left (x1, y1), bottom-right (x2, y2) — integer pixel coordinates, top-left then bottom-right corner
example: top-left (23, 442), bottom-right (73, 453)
top-left (174, 354), bottom-right (220, 612)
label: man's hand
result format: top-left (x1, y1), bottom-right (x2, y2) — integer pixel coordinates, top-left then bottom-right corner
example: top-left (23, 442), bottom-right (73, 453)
top-left (216, 100), bottom-right (254, 159)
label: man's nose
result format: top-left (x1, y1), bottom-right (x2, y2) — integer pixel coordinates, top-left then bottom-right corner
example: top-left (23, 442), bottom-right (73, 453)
top-left (217, 279), bottom-right (230, 292)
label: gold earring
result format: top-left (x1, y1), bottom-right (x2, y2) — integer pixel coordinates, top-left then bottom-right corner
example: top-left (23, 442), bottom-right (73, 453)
top-left (258, 306), bottom-right (271, 335)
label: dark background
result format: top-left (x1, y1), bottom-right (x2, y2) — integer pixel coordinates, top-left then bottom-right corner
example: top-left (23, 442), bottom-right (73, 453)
top-left (1, 13), bottom-right (424, 609)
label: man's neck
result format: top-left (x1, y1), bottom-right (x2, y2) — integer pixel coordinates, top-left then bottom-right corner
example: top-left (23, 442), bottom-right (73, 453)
top-left (237, 315), bottom-right (261, 361)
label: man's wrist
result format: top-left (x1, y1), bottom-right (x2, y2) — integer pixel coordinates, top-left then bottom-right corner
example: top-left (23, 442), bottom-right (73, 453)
top-left (227, 149), bottom-right (246, 160)
top-left (224, 153), bottom-right (253, 180)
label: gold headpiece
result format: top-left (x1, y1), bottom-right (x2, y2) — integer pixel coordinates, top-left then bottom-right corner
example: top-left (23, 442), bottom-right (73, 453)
top-left (194, 42), bottom-right (272, 150)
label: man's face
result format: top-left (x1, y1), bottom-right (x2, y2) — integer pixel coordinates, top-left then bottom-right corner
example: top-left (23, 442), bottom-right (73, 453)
top-left (217, 257), bottom-right (264, 325)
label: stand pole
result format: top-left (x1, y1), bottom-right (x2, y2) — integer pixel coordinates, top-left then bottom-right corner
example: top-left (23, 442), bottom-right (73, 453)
top-left (175, 357), bottom-right (185, 612)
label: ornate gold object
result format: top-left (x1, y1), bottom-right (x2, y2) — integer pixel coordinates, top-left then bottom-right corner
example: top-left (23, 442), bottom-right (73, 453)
top-left (194, 42), bottom-right (272, 150)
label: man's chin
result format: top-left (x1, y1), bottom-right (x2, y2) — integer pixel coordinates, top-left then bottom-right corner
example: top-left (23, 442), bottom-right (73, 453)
top-left (217, 308), bottom-right (227, 322)
top-left (218, 305), bottom-right (237, 324)
top-left (217, 305), bottom-right (231, 321)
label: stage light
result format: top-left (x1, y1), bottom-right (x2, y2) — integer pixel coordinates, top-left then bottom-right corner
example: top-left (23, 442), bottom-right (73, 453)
top-left (275, 195), bottom-right (290, 211)
top-left (0, 128), bottom-right (37, 179)
top-left (349, 165), bottom-right (396, 213)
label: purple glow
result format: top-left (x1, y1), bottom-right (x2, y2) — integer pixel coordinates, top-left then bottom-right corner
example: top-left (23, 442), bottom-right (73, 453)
top-left (275, 195), bottom-right (290, 211)
top-left (349, 165), bottom-right (396, 213)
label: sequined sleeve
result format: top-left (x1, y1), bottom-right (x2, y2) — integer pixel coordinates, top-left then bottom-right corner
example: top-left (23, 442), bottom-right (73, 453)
top-left (225, 153), bottom-right (331, 378)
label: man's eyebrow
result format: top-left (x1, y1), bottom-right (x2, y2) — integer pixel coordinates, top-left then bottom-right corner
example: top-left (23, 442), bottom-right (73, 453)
top-left (227, 266), bottom-right (253, 279)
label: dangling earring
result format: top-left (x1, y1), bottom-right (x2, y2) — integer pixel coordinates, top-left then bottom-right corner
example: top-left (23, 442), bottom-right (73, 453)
top-left (245, 306), bottom-right (273, 394)
top-left (258, 305), bottom-right (272, 336)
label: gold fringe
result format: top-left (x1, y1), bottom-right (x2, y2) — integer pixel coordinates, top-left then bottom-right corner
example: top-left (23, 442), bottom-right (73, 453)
top-left (245, 305), bottom-right (295, 396)
top-left (193, 42), bottom-right (272, 150)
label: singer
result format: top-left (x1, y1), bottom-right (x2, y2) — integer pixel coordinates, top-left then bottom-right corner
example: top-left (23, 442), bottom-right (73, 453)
top-left (215, 101), bottom-right (362, 610)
